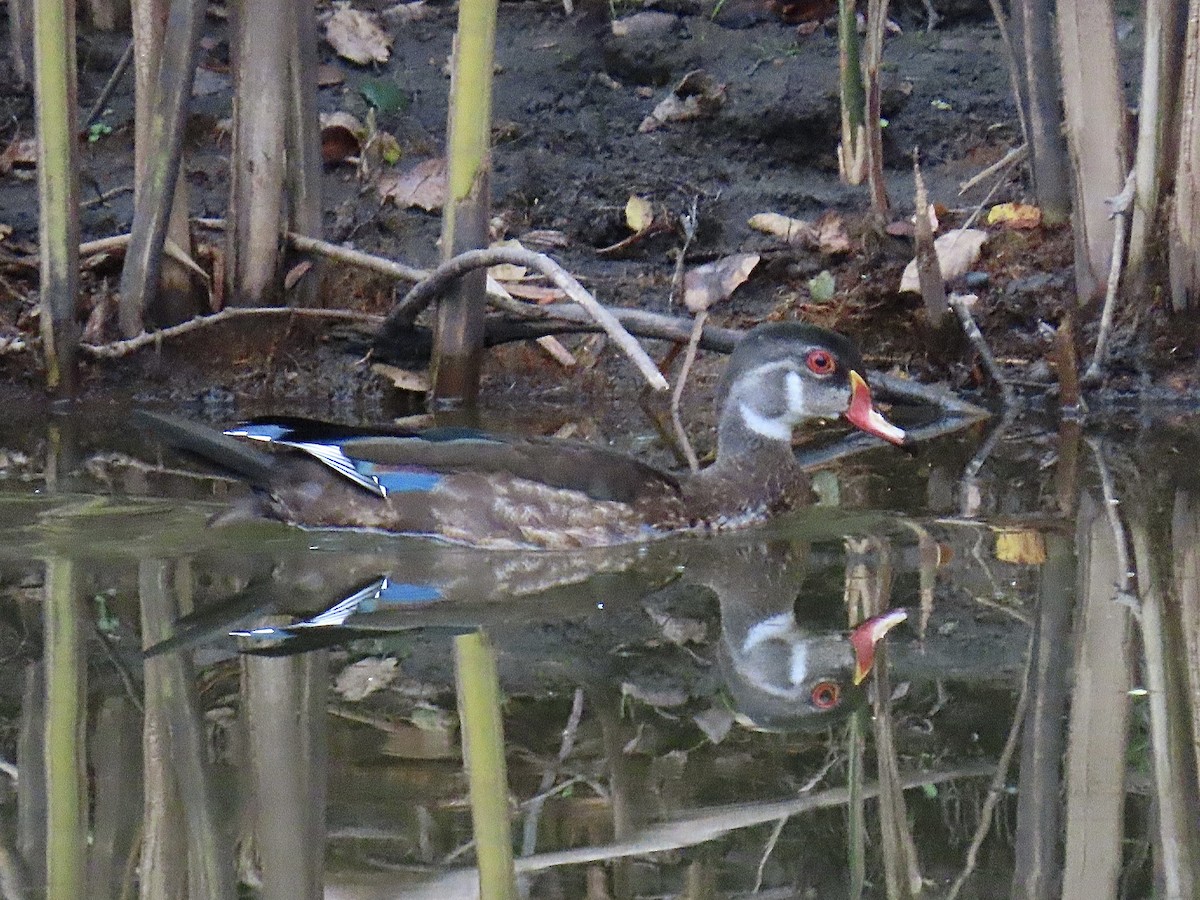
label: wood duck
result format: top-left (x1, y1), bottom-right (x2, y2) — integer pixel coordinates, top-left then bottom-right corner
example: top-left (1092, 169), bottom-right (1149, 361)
top-left (136, 323), bottom-right (905, 550)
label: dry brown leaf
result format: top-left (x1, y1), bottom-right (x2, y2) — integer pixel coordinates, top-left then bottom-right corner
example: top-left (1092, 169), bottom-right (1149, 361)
top-left (505, 283), bottom-right (567, 303)
top-left (325, 3), bottom-right (392, 65)
top-left (319, 111), bottom-right (365, 165)
top-left (814, 211), bottom-right (851, 254)
top-left (625, 195), bottom-right (655, 233)
top-left (519, 229), bottom-right (570, 249)
top-left (378, 157), bottom-right (446, 210)
top-left (987, 202), bottom-right (1042, 229)
top-left (899, 228), bottom-right (987, 293)
top-left (0, 137), bottom-right (37, 175)
top-left (683, 253), bottom-right (759, 313)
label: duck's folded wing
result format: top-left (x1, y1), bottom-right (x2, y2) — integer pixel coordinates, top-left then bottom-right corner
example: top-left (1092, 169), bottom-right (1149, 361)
top-left (331, 434), bottom-right (683, 505)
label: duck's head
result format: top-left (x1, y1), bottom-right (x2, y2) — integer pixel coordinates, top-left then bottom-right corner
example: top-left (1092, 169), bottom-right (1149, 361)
top-left (718, 323), bottom-right (906, 447)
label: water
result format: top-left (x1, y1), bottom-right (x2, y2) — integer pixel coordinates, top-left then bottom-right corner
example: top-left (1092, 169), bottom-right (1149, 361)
top-left (1, 402), bottom-right (1196, 898)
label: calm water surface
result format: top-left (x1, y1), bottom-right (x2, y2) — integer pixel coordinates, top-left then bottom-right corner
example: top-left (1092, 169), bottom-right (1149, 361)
top-left (1, 401), bottom-right (1197, 899)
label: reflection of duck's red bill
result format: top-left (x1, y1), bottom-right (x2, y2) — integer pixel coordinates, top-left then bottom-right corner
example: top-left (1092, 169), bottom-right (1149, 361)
top-left (850, 607), bottom-right (909, 685)
top-left (846, 371), bottom-right (907, 446)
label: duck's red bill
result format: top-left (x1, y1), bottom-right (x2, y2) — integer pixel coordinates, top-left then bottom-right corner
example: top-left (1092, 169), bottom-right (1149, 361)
top-left (846, 371), bottom-right (906, 445)
top-left (850, 607), bottom-right (909, 685)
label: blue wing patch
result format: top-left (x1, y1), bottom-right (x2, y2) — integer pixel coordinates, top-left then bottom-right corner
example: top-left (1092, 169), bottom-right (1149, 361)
top-left (227, 421), bottom-right (456, 498)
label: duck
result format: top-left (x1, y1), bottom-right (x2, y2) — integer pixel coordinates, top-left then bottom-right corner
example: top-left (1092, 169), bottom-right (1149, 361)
top-left (136, 322), bottom-right (905, 550)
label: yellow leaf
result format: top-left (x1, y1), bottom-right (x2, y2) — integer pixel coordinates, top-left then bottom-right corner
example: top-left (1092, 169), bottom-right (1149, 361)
top-left (625, 195), bottom-right (655, 233)
top-left (987, 202), bottom-right (1042, 229)
top-left (994, 528), bottom-right (1046, 565)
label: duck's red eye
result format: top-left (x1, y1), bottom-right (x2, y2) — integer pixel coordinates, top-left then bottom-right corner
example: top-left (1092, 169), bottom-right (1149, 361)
top-left (811, 681), bottom-right (840, 710)
top-left (806, 350), bottom-right (836, 375)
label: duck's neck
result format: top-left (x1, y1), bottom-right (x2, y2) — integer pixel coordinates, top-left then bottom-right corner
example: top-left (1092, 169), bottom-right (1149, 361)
top-left (684, 407), bottom-right (810, 524)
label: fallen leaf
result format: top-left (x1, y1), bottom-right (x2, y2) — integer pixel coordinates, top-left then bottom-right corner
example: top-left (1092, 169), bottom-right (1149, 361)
top-left (814, 210), bottom-right (851, 254)
top-left (519, 229), bottom-right (570, 249)
top-left (899, 228), bottom-right (987, 293)
top-left (0, 223), bottom-right (11, 241)
top-left (987, 202), bottom-right (1042, 229)
top-left (748, 212), bottom-right (816, 245)
top-left (683, 253), bottom-right (759, 313)
top-left (504, 283), bottom-right (566, 303)
top-left (808, 269), bottom-right (835, 302)
top-left (378, 157), bottom-right (446, 210)
top-left (611, 10), bottom-right (678, 38)
top-left (382, 0), bottom-right (435, 23)
top-left (335, 657), bottom-right (399, 701)
top-left (638, 69), bottom-right (725, 133)
top-left (325, 3), bottom-right (392, 65)
top-left (487, 238), bottom-right (528, 281)
top-left (319, 111), bottom-right (365, 165)
top-left (0, 137), bottom-right (37, 175)
top-left (994, 528), bottom-right (1046, 565)
top-left (372, 362), bottom-right (431, 392)
top-left (625, 194), bottom-right (655, 233)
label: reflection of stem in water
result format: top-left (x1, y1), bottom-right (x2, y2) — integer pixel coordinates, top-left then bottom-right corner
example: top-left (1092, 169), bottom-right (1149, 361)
top-left (1086, 437), bottom-right (1138, 607)
top-left (847, 710), bottom-right (866, 900)
top-left (946, 629), bottom-right (1034, 900)
top-left (454, 631), bottom-right (518, 898)
top-left (1130, 511), bottom-right (1200, 900)
top-left (960, 406), bottom-right (1016, 517)
top-left (44, 557), bottom-right (86, 899)
top-left (752, 754), bottom-right (838, 894)
top-left (521, 687), bottom-right (584, 858)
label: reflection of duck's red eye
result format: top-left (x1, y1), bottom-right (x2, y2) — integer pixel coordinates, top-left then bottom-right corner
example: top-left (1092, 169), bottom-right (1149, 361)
top-left (806, 350), bottom-right (836, 375)
top-left (811, 681), bottom-right (840, 710)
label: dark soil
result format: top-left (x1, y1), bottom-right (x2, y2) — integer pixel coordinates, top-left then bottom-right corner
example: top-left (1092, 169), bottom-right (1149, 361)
top-left (1, 0), bottom-right (1188, 422)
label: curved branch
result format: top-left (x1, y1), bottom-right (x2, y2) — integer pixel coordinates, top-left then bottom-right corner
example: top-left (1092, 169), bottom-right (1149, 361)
top-left (381, 247), bottom-right (669, 392)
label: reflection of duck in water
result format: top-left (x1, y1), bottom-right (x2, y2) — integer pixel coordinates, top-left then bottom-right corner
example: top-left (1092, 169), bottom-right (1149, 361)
top-left (211, 534), bottom-right (906, 733)
top-left (135, 324), bottom-right (904, 550)
top-left (691, 539), bottom-right (907, 730)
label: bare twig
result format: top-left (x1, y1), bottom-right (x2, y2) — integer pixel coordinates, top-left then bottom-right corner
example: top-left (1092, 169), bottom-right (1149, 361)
top-left (1083, 169), bottom-right (1136, 384)
top-left (752, 755), bottom-right (838, 893)
top-left (958, 143), bottom-right (1029, 196)
top-left (984, 0), bottom-right (1029, 149)
top-left (286, 231), bottom-right (428, 284)
top-left (80, 307), bottom-right (384, 358)
top-left (669, 197), bottom-right (699, 307)
top-left (671, 311), bottom-right (706, 472)
top-left (913, 151), bottom-right (948, 321)
top-left (949, 293), bottom-right (1015, 407)
top-left (383, 247), bottom-right (669, 392)
top-left (83, 39), bottom-right (135, 129)
top-left (1086, 437), bottom-right (1139, 610)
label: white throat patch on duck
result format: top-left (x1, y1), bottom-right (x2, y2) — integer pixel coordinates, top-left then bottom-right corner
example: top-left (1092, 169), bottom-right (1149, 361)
top-left (737, 368), bottom-right (811, 442)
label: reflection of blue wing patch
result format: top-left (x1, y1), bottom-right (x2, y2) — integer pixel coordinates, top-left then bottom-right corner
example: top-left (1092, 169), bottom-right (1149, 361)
top-left (231, 576), bottom-right (444, 640)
